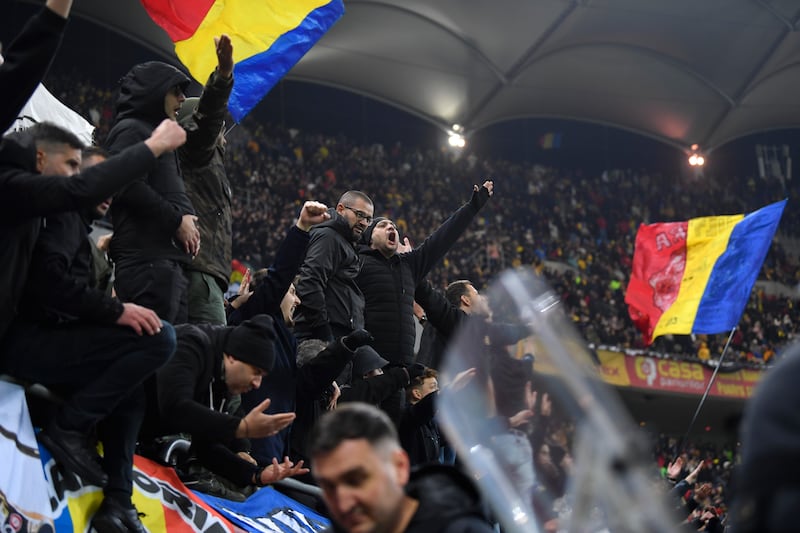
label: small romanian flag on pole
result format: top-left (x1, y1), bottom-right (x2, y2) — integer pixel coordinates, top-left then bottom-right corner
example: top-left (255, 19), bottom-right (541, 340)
top-left (141, 0), bottom-right (345, 122)
top-left (625, 200), bottom-right (785, 345)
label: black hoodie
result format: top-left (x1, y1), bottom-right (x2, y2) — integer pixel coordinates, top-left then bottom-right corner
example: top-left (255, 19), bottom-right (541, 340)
top-left (293, 208), bottom-right (365, 342)
top-left (105, 61), bottom-right (195, 265)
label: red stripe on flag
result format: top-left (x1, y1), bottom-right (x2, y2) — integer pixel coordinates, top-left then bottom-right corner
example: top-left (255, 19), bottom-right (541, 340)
top-left (141, 0), bottom-right (216, 41)
top-left (625, 221), bottom-right (688, 344)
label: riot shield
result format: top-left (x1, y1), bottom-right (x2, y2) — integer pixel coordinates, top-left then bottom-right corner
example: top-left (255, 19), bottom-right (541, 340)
top-left (437, 267), bottom-right (677, 533)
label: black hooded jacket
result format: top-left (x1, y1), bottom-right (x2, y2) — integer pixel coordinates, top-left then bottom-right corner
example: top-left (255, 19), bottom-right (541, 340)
top-left (0, 130), bottom-right (156, 339)
top-left (293, 209), bottom-right (364, 341)
top-left (105, 61), bottom-right (195, 266)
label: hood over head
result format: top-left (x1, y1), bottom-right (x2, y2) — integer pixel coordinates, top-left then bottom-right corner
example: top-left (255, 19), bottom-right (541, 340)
top-left (114, 61), bottom-right (191, 126)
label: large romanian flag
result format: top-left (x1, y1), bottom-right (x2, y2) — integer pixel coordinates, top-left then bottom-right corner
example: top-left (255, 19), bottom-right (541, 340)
top-left (141, 0), bottom-right (345, 122)
top-left (625, 200), bottom-right (785, 345)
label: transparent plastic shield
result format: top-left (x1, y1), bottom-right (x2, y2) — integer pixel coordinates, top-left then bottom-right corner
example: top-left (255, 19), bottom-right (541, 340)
top-left (438, 268), bottom-right (676, 533)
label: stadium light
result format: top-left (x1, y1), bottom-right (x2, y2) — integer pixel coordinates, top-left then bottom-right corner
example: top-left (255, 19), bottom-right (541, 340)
top-left (448, 131), bottom-right (466, 148)
top-left (688, 146), bottom-right (705, 167)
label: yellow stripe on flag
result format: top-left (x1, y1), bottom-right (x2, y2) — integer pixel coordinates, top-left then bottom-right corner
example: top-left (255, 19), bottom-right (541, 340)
top-left (653, 214), bottom-right (743, 338)
top-left (175, 0), bottom-right (333, 82)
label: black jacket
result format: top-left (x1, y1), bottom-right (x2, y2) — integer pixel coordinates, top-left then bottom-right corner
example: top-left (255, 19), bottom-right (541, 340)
top-left (405, 465), bottom-right (495, 533)
top-left (230, 225), bottom-right (310, 464)
top-left (180, 69), bottom-right (234, 286)
top-left (0, 130), bottom-right (156, 339)
top-left (294, 210), bottom-right (364, 341)
top-left (146, 322), bottom-right (257, 486)
top-left (18, 208), bottom-right (123, 325)
top-left (106, 61), bottom-right (195, 266)
top-left (414, 279), bottom-right (529, 373)
top-left (339, 367), bottom-right (410, 405)
top-left (0, 6), bottom-right (67, 133)
top-left (357, 187), bottom-right (490, 366)
top-left (398, 392), bottom-right (442, 467)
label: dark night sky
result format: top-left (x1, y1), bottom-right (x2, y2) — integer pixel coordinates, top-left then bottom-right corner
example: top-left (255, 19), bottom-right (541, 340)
top-left (5, 2), bottom-right (800, 181)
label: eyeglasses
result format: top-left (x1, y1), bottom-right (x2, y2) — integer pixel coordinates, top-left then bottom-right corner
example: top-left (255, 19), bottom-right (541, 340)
top-left (343, 205), bottom-right (373, 224)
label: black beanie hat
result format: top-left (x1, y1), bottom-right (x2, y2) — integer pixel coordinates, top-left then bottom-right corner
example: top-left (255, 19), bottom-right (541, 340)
top-left (224, 315), bottom-right (277, 373)
top-left (360, 216), bottom-right (387, 246)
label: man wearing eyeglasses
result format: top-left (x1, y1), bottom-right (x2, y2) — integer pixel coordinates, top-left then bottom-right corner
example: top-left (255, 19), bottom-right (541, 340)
top-left (293, 190), bottom-right (375, 361)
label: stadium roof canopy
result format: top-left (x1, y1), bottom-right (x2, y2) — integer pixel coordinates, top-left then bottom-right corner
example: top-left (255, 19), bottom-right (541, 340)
top-left (56, 0), bottom-right (800, 153)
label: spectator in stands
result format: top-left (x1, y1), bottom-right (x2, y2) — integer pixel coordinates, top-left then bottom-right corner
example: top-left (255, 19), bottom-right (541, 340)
top-left (177, 35), bottom-right (235, 325)
top-left (142, 314), bottom-right (307, 490)
top-left (105, 60), bottom-right (199, 323)
top-left (293, 190), bottom-right (373, 374)
top-left (417, 278), bottom-right (490, 370)
top-left (0, 116), bottom-right (185, 340)
top-left (0, 0), bottom-right (73, 132)
top-left (225, 200), bottom-right (335, 465)
top-left (0, 122), bottom-right (178, 533)
top-left (339, 347), bottom-right (424, 407)
top-left (80, 146), bottom-right (114, 295)
top-left (309, 402), bottom-right (495, 533)
top-left (357, 181), bottom-right (493, 421)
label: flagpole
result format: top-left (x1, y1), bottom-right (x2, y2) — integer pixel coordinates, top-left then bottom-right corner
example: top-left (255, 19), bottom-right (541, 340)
top-left (678, 327), bottom-right (737, 453)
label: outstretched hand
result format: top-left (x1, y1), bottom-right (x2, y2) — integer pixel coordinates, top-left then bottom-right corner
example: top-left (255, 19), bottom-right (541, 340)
top-left (214, 34), bottom-right (234, 78)
top-left (257, 457), bottom-right (310, 485)
top-left (667, 456), bottom-right (684, 480)
top-left (238, 398), bottom-right (296, 439)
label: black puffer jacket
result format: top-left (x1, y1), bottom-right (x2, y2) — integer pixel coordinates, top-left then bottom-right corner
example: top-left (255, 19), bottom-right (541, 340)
top-left (105, 61), bottom-right (195, 266)
top-left (294, 209), bottom-right (364, 341)
top-left (357, 187), bottom-right (490, 366)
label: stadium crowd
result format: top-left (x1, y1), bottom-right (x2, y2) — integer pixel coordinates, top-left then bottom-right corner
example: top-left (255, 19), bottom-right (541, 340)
top-left (46, 69), bottom-right (800, 370)
top-left (3, 8), bottom-right (797, 530)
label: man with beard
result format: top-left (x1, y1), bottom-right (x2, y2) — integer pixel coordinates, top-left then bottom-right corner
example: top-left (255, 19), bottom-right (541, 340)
top-left (293, 190), bottom-right (374, 364)
top-left (357, 181), bottom-right (493, 421)
top-left (310, 403), bottom-right (494, 533)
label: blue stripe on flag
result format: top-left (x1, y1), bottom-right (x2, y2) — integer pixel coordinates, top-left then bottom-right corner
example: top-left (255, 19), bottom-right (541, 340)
top-left (693, 199), bottom-right (786, 333)
top-left (228, 0), bottom-right (344, 122)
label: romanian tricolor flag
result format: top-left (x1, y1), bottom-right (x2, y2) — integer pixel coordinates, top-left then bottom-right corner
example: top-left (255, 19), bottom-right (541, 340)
top-left (141, 0), bottom-right (345, 122)
top-left (539, 132), bottom-right (562, 150)
top-left (625, 200), bottom-right (785, 345)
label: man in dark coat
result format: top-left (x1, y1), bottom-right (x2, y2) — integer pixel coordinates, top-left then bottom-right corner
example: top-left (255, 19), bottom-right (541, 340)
top-left (0, 118), bottom-right (186, 340)
top-left (309, 403), bottom-right (494, 533)
top-left (293, 190), bottom-right (374, 344)
top-left (358, 182), bottom-right (493, 367)
top-left (0, 122), bottom-right (180, 533)
top-left (357, 181), bottom-right (493, 420)
top-left (105, 60), bottom-right (200, 323)
top-left (143, 315), bottom-right (308, 488)
top-left (177, 34), bottom-right (235, 325)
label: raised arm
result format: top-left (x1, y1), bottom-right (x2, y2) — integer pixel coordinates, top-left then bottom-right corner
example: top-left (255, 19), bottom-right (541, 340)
top-left (408, 181), bottom-right (493, 281)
